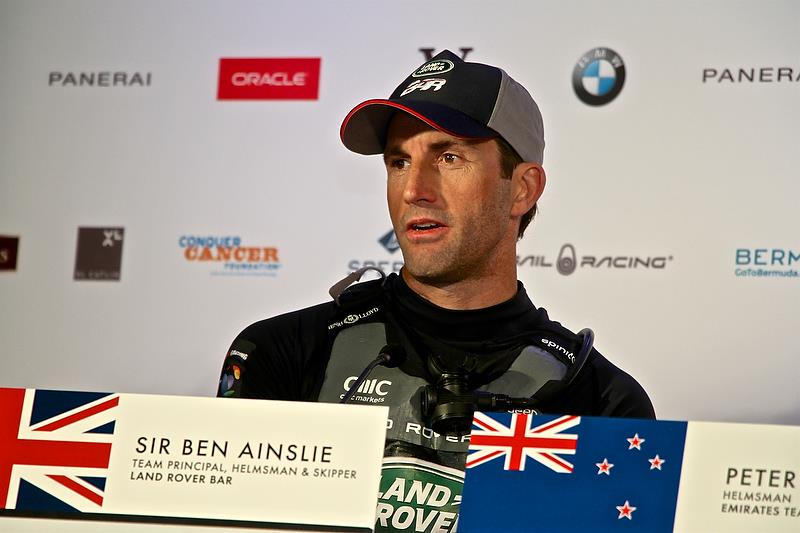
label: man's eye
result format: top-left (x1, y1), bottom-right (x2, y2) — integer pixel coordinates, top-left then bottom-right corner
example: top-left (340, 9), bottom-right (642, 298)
top-left (389, 159), bottom-right (409, 170)
top-left (442, 153), bottom-right (458, 164)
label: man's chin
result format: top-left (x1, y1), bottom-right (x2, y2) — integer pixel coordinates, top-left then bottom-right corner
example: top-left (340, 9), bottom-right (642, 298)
top-left (401, 261), bottom-right (462, 287)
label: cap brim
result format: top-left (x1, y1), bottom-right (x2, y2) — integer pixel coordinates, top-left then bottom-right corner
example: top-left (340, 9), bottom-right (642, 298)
top-left (340, 99), bottom-right (498, 155)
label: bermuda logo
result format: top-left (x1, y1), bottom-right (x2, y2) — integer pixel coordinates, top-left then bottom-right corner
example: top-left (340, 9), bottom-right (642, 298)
top-left (734, 247), bottom-right (800, 278)
top-left (412, 59), bottom-right (454, 78)
top-left (401, 78), bottom-right (446, 97)
top-left (572, 47), bottom-right (626, 106)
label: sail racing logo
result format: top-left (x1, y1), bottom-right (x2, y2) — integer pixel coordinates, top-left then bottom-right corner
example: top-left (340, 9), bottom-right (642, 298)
top-left (517, 243), bottom-right (673, 276)
top-left (179, 235), bottom-right (281, 277)
top-left (734, 248), bottom-right (799, 278)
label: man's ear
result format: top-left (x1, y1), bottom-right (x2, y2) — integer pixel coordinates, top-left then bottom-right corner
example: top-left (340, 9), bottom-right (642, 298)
top-left (510, 162), bottom-right (546, 217)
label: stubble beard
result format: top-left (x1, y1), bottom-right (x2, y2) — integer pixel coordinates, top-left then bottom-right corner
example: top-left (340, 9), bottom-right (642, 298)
top-left (399, 223), bottom-right (504, 288)
top-left (401, 244), bottom-right (465, 286)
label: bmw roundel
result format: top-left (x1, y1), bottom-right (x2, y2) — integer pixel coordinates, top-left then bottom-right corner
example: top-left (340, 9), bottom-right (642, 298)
top-left (572, 47), bottom-right (626, 106)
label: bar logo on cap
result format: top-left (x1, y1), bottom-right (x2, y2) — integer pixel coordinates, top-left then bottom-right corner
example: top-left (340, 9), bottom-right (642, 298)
top-left (401, 78), bottom-right (447, 97)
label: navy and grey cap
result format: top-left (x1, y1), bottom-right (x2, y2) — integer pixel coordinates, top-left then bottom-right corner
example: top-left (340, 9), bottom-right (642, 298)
top-left (340, 49), bottom-right (545, 164)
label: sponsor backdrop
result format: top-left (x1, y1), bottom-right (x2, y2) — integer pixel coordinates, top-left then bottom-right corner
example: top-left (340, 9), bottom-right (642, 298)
top-left (0, 1), bottom-right (798, 424)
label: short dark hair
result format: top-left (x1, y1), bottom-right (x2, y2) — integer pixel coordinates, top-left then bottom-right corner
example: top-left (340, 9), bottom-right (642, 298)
top-left (496, 137), bottom-right (537, 239)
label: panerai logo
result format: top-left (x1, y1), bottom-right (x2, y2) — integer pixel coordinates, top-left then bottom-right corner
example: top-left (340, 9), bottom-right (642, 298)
top-left (49, 71), bottom-right (152, 87)
top-left (702, 67), bottom-right (800, 83)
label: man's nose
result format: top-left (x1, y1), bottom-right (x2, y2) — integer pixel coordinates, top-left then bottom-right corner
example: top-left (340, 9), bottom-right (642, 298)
top-left (402, 163), bottom-right (439, 205)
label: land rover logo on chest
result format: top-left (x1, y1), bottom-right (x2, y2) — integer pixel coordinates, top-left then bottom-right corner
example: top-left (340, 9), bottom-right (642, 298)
top-left (412, 59), bottom-right (454, 77)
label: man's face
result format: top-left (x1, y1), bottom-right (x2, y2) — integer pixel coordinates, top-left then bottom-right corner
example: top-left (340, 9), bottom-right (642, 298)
top-left (383, 113), bottom-right (519, 286)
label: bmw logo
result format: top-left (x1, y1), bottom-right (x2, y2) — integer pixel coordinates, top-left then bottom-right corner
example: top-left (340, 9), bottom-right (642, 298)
top-left (572, 47), bottom-right (626, 106)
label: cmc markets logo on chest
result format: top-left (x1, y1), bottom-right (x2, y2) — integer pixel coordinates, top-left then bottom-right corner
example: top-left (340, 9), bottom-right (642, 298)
top-left (49, 71), bottom-right (152, 87)
top-left (217, 58), bottom-right (321, 100)
top-left (348, 229), bottom-right (404, 275)
top-left (572, 47), bottom-right (626, 106)
top-left (0, 235), bottom-right (20, 272)
top-left (179, 235), bottom-right (281, 276)
top-left (74, 227), bottom-right (124, 281)
top-left (734, 248), bottom-right (799, 279)
top-left (518, 243), bottom-right (673, 276)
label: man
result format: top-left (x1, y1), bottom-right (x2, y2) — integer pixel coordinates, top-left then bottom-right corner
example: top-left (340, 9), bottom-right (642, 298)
top-left (218, 50), bottom-right (653, 532)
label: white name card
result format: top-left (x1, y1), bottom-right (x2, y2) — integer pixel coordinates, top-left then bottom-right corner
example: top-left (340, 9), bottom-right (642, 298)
top-left (0, 388), bottom-right (389, 532)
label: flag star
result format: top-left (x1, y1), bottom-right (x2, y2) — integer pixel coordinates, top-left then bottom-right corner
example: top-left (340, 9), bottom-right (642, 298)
top-left (596, 458), bottom-right (614, 475)
top-left (627, 433), bottom-right (645, 450)
top-left (649, 454), bottom-right (665, 470)
top-left (617, 500), bottom-right (637, 520)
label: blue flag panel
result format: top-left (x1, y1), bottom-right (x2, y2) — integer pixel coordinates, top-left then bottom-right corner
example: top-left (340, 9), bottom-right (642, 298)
top-left (459, 413), bottom-right (688, 532)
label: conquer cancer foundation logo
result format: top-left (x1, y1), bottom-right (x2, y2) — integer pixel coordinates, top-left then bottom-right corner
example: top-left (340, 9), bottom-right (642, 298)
top-left (178, 235), bottom-right (281, 276)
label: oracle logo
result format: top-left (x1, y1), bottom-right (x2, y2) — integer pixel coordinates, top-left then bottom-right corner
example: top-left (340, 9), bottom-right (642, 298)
top-left (218, 58), bottom-right (321, 100)
top-left (231, 72), bottom-right (307, 87)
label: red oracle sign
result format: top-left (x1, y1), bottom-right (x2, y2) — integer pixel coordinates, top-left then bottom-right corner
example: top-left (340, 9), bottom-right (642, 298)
top-left (217, 58), bottom-right (321, 100)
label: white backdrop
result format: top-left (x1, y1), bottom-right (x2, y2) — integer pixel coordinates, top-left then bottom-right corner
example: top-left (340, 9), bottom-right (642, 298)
top-left (1, 0), bottom-right (798, 424)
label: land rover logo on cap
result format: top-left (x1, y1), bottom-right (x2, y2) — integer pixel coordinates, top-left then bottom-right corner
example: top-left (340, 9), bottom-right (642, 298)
top-left (412, 59), bottom-right (455, 77)
top-left (572, 47), bottom-right (626, 106)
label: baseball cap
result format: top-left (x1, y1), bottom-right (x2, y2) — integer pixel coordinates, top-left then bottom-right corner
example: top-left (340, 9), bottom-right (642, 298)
top-left (340, 49), bottom-right (545, 164)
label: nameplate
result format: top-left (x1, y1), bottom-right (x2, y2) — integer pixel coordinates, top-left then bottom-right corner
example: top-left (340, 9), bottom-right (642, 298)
top-left (458, 413), bottom-right (799, 532)
top-left (0, 388), bottom-right (389, 532)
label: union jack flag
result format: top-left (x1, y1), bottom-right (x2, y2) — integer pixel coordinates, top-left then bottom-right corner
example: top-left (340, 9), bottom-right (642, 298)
top-left (0, 388), bottom-right (118, 512)
top-left (466, 412), bottom-right (580, 472)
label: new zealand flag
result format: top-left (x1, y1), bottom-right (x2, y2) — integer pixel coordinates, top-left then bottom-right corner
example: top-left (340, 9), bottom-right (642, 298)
top-left (0, 388), bottom-right (118, 513)
top-left (459, 413), bottom-right (687, 532)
